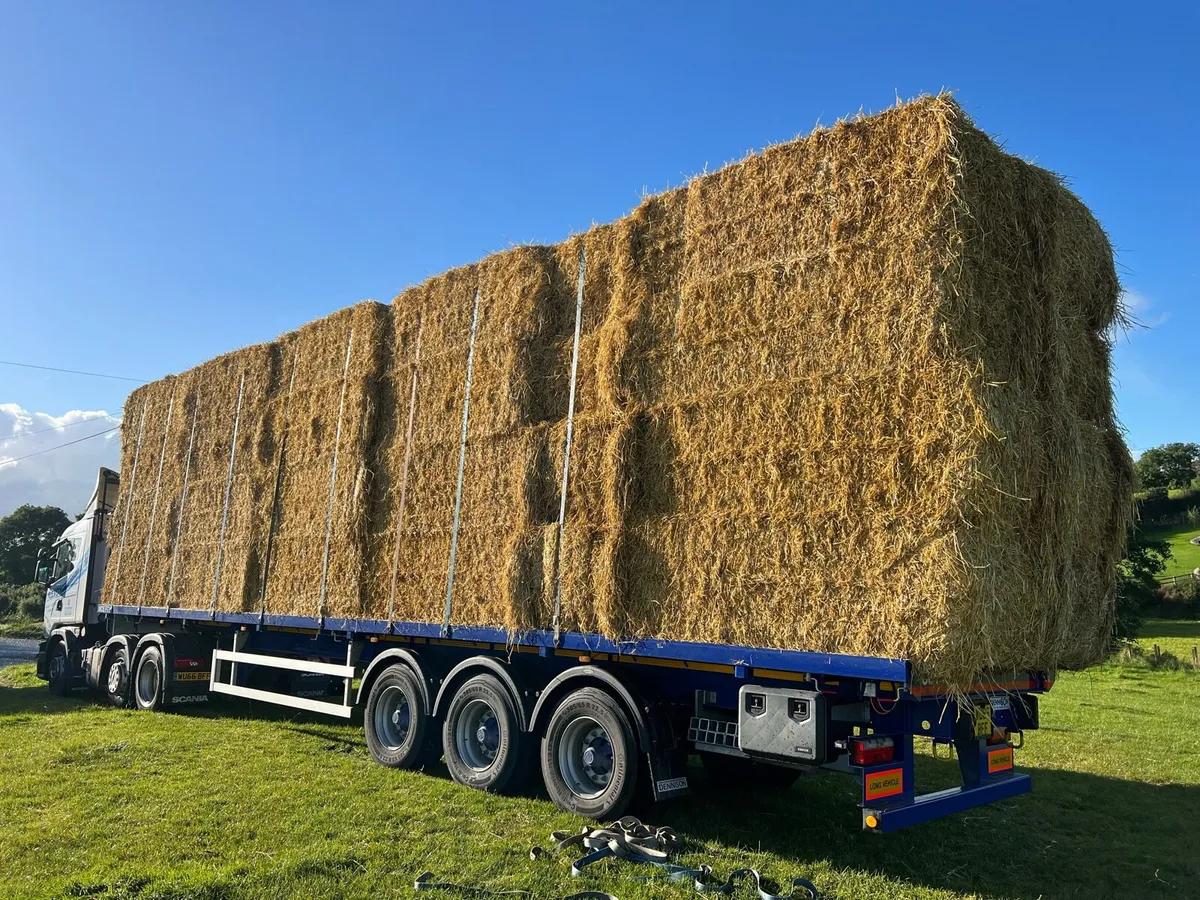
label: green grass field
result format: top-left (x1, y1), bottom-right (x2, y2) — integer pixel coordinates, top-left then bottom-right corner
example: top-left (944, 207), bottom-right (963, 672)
top-left (0, 615), bottom-right (44, 639)
top-left (1142, 522), bottom-right (1200, 577)
top-left (1139, 618), bottom-right (1200, 660)
top-left (2, 627), bottom-right (1199, 900)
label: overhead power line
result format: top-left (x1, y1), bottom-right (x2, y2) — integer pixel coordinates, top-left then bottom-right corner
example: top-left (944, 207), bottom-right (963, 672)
top-left (0, 426), bottom-right (121, 465)
top-left (1, 413), bottom-right (122, 443)
top-left (0, 359), bottom-right (148, 383)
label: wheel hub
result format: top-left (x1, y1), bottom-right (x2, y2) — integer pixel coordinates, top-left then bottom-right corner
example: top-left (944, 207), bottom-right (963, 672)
top-left (107, 660), bottom-right (124, 694)
top-left (558, 716), bottom-right (614, 799)
top-left (375, 685), bottom-right (412, 751)
top-left (456, 699), bottom-right (500, 770)
top-left (137, 658), bottom-right (159, 705)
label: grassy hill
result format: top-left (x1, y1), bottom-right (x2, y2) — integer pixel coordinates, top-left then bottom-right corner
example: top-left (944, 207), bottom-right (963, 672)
top-left (1142, 521), bottom-right (1200, 577)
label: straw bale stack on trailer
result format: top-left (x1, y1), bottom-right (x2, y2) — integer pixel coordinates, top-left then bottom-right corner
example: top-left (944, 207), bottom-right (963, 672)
top-left (104, 94), bottom-right (1132, 686)
top-left (104, 302), bottom-right (390, 620)
top-left (538, 95), bottom-right (1134, 680)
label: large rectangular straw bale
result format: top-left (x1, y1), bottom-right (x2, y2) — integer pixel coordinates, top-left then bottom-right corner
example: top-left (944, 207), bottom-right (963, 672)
top-left (547, 95), bottom-right (1131, 684)
top-left (264, 301), bottom-right (391, 619)
top-left (367, 266), bottom-right (480, 624)
top-left (104, 343), bottom-right (282, 613)
top-left (102, 375), bottom-right (178, 609)
top-left (367, 230), bottom-right (625, 630)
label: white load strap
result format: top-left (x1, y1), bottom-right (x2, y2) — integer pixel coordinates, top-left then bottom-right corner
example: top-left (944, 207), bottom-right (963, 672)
top-left (259, 350), bottom-right (300, 621)
top-left (165, 394), bottom-right (200, 608)
top-left (137, 388), bottom-right (175, 613)
top-left (317, 330), bottom-right (355, 626)
top-left (209, 373), bottom-right (245, 616)
top-left (443, 289), bottom-right (482, 636)
top-left (388, 313), bottom-right (425, 627)
top-left (551, 245), bottom-right (586, 640)
top-left (109, 398), bottom-right (147, 598)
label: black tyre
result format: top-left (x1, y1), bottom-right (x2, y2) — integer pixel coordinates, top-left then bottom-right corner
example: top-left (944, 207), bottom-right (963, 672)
top-left (132, 644), bottom-right (166, 711)
top-left (441, 673), bottom-right (528, 793)
top-left (541, 687), bottom-right (638, 819)
top-left (100, 644), bottom-right (131, 707)
top-left (364, 665), bottom-right (437, 769)
top-left (47, 642), bottom-right (71, 697)
top-left (701, 751), bottom-right (802, 789)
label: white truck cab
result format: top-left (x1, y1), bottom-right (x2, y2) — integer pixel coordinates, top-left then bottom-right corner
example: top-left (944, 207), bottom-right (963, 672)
top-left (34, 468), bottom-right (119, 688)
top-left (36, 467), bottom-right (119, 632)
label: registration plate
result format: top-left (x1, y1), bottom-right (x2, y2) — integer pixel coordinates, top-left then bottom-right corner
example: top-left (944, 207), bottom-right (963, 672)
top-left (972, 702), bottom-right (992, 738)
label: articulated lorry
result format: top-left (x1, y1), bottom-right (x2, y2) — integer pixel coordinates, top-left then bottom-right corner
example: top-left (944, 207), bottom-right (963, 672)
top-left (35, 466), bottom-right (1043, 831)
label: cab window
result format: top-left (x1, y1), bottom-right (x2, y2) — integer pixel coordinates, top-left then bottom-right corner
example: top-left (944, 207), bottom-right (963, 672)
top-left (50, 537), bottom-right (80, 586)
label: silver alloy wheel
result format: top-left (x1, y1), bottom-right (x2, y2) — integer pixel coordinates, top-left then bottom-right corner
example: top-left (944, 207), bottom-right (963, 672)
top-left (455, 698), bottom-right (500, 770)
top-left (106, 656), bottom-right (125, 695)
top-left (374, 684), bottom-right (411, 750)
top-left (48, 651), bottom-right (65, 683)
top-left (557, 715), bottom-right (614, 799)
top-left (136, 656), bottom-right (159, 706)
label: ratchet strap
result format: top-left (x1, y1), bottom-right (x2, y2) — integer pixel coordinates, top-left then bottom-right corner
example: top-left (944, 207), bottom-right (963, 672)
top-left (415, 817), bottom-right (819, 900)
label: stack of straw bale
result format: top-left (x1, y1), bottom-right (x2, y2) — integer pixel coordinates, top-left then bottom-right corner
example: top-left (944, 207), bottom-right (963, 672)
top-left (104, 95), bottom-right (1131, 684)
top-left (106, 302), bottom-right (389, 620)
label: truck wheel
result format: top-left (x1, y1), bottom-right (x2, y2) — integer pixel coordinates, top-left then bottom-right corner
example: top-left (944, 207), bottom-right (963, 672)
top-left (541, 687), bottom-right (638, 819)
top-left (701, 752), bottom-right (801, 789)
top-left (442, 674), bottom-right (528, 793)
top-left (47, 642), bottom-right (71, 697)
top-left (364, 665), bottom-right (436, 769)
top-left (133, 645), bottom-right (166, 711)
top-left (100, 645), bottom-right (131, 707)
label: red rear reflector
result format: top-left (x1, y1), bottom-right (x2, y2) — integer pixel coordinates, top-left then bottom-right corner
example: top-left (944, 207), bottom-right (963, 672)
top-left (852, 736), bottom-right (895, 766)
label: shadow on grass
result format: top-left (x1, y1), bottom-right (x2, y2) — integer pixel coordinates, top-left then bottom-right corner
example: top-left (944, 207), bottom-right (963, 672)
top-left (672, 756), bottom-right (1198, 900)
top-left (0, 683), bottom-right (81, 717)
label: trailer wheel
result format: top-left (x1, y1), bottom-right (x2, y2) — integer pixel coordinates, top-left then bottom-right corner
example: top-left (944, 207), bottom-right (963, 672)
top-left (700, 752), bottom-right (801, 789)
top-left (47, 642), bottom-right (71, 697)
top-left (441, 674), bottom-right (528, 793)
top-left (100, 645), bottom-right (131, 708)
top-left (364, 665), bottom-right (436, 769)
top-left (133, 645), bottom-right (166, 711)
top-left (541, 687), bottom-right (638, 819)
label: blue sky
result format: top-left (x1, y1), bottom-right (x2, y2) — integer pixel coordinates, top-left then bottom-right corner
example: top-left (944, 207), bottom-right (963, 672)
top-left (0, 1), bottom-right (1197, 511)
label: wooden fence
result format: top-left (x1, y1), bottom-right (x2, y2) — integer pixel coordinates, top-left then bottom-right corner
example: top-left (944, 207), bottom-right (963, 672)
top-left (1156, 573), bottom-right (1200, 587)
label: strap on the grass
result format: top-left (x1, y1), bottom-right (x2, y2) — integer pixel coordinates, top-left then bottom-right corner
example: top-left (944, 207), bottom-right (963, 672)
top-left (415, 816), bottom-right (819, 900)
top-left (545, 818), bottom-right (818, 900)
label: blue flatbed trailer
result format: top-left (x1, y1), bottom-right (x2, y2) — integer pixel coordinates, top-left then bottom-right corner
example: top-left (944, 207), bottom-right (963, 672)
top-left (35, 468), bottom-right (1045, 831)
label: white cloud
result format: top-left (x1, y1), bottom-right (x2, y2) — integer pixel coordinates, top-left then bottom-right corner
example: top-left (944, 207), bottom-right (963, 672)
top-left (1120, 290), bottom-right (1169, 329)
top-left (0, 404), bottom-right (121, 518)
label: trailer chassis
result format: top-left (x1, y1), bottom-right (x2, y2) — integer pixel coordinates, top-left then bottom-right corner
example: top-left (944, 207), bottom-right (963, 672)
top-left (39, 603), bottom-right (1046, 830)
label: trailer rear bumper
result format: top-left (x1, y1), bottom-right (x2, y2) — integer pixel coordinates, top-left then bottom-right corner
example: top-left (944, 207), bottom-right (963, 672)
top-left (863, 771), bottom-right (1030, 832)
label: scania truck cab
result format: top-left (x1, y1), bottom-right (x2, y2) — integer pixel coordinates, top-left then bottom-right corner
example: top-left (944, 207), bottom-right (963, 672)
top-left (35, 467), bottom-right (119, 692)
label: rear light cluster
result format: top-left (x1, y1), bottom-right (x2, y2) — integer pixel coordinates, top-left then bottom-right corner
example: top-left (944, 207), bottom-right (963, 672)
top-left (851, 736), bottom-right (895, 766)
